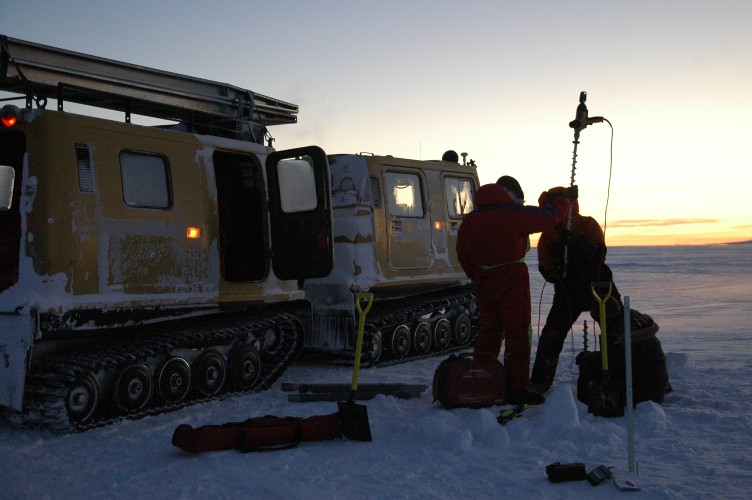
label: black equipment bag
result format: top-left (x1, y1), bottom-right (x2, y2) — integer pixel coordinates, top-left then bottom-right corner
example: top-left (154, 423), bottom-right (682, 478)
top-left (433, 352), bottom-right (506, 409)
top-left (577, 309), bottom-right (670, 406)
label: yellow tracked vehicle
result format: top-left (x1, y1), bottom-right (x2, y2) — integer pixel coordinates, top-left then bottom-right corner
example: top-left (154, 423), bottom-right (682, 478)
top-left (0, 35), bottom-right (332, 431)
top-left (304, 153), bottom-right (480, 364)
top-left (0, 35), bottom-right (480, 431)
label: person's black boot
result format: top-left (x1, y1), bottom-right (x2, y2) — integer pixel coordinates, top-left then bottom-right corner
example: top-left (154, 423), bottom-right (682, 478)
top-left (506, 386), bottom-right (545, 406)
top-left (530, 338), bottom-right (560, 393)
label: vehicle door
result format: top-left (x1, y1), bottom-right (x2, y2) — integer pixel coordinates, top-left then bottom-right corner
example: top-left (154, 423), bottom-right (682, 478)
top-left (443, 175), bottom-right (476, 268)
top-left (384, 169), bottom-right (431, 270)
top-left (266, 146), bottom-right (333, 280)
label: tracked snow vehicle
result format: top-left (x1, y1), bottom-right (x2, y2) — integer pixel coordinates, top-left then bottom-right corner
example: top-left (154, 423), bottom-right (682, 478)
top-left (304, 153), bottom-right (480, 364)
top-left (0, 35), bottom-right (333, 431)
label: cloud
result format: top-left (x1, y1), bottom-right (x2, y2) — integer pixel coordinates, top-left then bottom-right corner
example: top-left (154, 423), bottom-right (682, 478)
top-left (610, 218), bottom-right (718, 228)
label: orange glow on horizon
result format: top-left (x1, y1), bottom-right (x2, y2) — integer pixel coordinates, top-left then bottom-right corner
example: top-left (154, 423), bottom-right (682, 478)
top-left (529, 232), bottom-right (750, 248)
top-left (526, 215), bottom-right (750, 247)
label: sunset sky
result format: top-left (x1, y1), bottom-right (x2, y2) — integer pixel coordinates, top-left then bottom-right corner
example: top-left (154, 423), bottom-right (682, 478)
top-left (2, 1), bottom-right (750, 246)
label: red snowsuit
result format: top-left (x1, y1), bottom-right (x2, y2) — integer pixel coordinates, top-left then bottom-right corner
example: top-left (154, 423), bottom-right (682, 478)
top-left (456, 184), bottom-right (570, 393)
top-left (530, 186), bottom-right (620, 392)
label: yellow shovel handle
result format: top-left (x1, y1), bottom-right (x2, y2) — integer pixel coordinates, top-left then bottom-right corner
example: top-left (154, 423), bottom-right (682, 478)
top-left (351, 292), bottom-right (374, 393)
top-left (591, 282), bottom-right (613, 372)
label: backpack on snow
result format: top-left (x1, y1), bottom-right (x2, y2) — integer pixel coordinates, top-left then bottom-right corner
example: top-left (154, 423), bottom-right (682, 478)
top-left (433, 352), bottom-right (506, 409)
top-left (577, 309), bottom-right (670, 406)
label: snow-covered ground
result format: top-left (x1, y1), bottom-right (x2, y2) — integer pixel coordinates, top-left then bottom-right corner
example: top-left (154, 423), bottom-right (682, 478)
top-left (2, 245), bottom-right (751, 498)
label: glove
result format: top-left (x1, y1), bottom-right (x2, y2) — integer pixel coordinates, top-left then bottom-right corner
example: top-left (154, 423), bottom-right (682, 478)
top-left (563, 185), bottom-right (579, 201)
top-left (559, 229), bottom-right (576, 246)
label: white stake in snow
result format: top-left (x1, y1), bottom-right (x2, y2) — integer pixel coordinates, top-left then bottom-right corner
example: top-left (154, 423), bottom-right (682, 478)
top-left (624, 296), bottom-right (636, 473)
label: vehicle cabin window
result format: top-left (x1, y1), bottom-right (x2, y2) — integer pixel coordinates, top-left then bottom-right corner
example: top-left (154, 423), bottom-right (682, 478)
top-left (120, 152), bottom-right (171, 208)
top-left (385, 172), bottom-right (423, 217)
top-left (330, 159), bottom-right (369, 208)
top-left (277, 158), bottom-right (317, 213)
top-left (444, 177), bottom-right (475, 217)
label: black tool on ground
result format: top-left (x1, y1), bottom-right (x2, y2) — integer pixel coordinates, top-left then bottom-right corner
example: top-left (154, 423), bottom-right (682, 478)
top-left (497, 404), bottom-right (527, 426)
top-left (284, 382), bottom-right (426, 402)
top-left (545, 462), bottom-right (588, 483)
top-left (586, 465), bottom-right (614, 486)
top-left (587, 282), bottom-right (625, 418)
top-left (337, 292), bottom-right (375, 442)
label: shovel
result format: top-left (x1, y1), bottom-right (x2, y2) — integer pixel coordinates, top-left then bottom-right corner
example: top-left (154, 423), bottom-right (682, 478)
top-left (588, 282), bottom-right (625, 418)
top-left (338, 292), bottom-right (374, 441)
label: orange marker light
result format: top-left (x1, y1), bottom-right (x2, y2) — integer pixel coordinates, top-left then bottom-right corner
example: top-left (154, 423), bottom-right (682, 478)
top-left (1, 105), bottom-right (18, 127)
top-left (434, 220), bottom-right (442, 231)
top-left (186, 227), bottom-right (201, 239)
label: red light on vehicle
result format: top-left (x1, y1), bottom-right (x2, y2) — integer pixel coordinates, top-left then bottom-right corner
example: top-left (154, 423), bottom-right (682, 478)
top-left (186, 227), bottom-right (201, 239)
top-left (1, 105), bottom-right (19, 127)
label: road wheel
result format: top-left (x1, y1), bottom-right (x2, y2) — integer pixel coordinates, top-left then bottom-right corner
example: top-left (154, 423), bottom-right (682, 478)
top-left (66, 374), bottom-right (99, 425)
top-left (229, 346), bottom-right (261, 390)
top-left (453, 313), bottom-right (472, 345)
top-left (366, 330), bottom-right (383, 365)
top-left (433, 318), bottom-right (452, 350)
top-left (155, 357), bottom-right (191, 404)
top-left (390, 324), bottom-right (411, 359)
top-left (112, 364), bottom-right (153, 413)
top-left (193, 350), bottom-right (227, 397)
top-left (413, 322), bottom-right (432, 355)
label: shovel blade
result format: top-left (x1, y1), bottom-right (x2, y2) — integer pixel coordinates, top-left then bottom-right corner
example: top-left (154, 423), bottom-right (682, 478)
top-left (587, 376), bottom-right (625, 418)
top-left (337, 401), bottom-right (372, 442)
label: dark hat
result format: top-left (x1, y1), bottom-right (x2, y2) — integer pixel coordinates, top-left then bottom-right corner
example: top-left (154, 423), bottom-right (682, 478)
top-left (496, 175), bottom-right (524, 203)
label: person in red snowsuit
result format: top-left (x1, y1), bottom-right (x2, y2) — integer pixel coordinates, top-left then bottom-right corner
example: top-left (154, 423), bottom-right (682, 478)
top-left (457, 176), bottom-right (572, 405)
top-left (530, 186), bottom-right (621, 393)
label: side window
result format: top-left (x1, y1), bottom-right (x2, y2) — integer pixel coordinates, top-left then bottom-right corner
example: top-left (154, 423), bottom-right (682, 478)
top-left (445, 177), bottom-right (475, 217)
top-left (277, 158), bottom-right (317, 213)
top-left (120, 152), bottom-right (171, 208)
top-left (385, 172), bottom-right (423, 217)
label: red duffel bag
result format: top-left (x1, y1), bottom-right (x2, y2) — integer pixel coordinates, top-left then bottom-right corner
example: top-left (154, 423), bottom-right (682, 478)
top-left (433, 352), bottom-right (506, 409)
top-left (172, 412), bottom-right (343, 453)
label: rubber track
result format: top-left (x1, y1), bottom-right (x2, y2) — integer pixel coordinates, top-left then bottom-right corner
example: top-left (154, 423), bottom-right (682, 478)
top-left (15, 306), bottom-right (305, 433)
top-left (362, 288), bottom-right (479, 367)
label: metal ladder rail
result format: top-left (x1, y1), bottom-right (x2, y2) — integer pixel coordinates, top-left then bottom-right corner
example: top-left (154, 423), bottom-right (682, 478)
top-left (0, 34), bottom-right (297, 127)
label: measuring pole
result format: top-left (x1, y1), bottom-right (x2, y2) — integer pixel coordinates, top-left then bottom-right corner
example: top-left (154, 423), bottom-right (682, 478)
top-left (624, 296), bottom-right (636, 473)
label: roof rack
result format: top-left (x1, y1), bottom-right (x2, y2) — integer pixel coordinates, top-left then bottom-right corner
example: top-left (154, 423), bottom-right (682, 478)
top-left (0, 34), bottom-right (298, 140)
